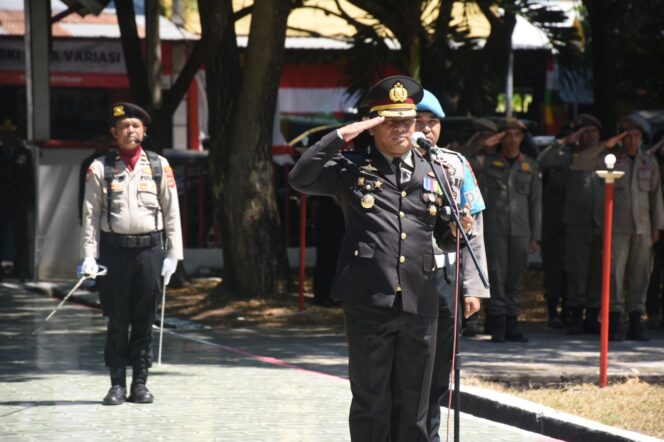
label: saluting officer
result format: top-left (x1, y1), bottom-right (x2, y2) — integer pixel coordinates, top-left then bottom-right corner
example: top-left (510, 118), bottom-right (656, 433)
top-left (289, 76), bottom-right (464, 442)
top-left (80, 103), bottom-right (183, 405)
top-left (475, 117), bottom-right (541, 343)
top-left (536, 121), bottom-right (574, 329)
top-left (610, 117), bottom-right (664, 340)
top-left (415, 90), bottom-right (489, 442)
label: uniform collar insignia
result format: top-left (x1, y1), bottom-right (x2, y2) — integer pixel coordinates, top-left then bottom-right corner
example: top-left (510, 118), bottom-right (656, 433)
top-left (360, 163), bottom-right (378, 172)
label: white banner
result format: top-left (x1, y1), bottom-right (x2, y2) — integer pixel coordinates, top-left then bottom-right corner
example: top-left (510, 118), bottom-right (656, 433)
top-left (0, 39), bottom-right (126, 73)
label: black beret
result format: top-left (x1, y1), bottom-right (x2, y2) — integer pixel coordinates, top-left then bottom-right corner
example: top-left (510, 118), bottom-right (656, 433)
top-left (358, 76), bottom-right (423, 118)
top-left (110, 102), bottom-right (151, 126)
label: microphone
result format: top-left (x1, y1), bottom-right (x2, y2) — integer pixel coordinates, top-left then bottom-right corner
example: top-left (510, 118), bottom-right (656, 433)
top-left (411, 132), bottom-right (434, 150)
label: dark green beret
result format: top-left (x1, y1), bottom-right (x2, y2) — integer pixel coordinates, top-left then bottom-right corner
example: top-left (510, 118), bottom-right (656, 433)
top-left (472, 118), bottom-right (498, 133)
top-left (574, 113), bottom-right (602, 130)
top-left (497, 117), bottom-right (527, 131)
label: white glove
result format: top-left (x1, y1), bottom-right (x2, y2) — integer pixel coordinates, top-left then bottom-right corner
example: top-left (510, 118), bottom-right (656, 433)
top-left (161, 257), bottom-right (178, 286)
top-left (77, 257), bottom-right (99, 279)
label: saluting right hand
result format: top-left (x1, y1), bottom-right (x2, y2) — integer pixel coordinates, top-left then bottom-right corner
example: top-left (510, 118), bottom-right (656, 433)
top-left (560, 127), bottom-right (587, 145)
top-left (338, 116), bottom-right (385, 142)
top-left (604, 131), bottom-right (628, 149)
top-left (483, 131), bottom-right (506, 147)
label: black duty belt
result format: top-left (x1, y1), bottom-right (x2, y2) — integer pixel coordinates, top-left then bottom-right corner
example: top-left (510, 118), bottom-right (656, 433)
top-left (101, 231), bottom-right (163, 248)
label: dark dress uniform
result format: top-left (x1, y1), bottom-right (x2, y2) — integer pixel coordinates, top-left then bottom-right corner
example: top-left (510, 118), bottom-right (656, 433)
top-left (290, 122), bottom-right (456, 440)
top-left (312, 195), bottom-right (345, 306)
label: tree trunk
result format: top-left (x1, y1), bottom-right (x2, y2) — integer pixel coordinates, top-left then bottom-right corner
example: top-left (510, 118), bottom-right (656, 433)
top-left (198, 0), bottom-right (291, 298)
top-left (584, 0), bottom-right (623, 134)
top-left (115, 0), bottom-right (151, 108)
top-left (222, 0), bottom-right (291, 297)
top-left (116, 0), bottom-right (205, 150)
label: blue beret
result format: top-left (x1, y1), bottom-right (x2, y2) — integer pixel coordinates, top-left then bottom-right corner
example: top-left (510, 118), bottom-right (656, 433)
top-left (416, 89), bottom-right (445, 119)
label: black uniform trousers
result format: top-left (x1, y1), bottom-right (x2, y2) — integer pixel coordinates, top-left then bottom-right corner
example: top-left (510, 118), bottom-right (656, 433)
top-left (427, 266), bottom-right (459, 442)
top-left (99, 237), bottom-right (164, 368)
top-left (343, 296), bottom-right (437, 442)
top-left (0, 206), bottom-right (30, 277)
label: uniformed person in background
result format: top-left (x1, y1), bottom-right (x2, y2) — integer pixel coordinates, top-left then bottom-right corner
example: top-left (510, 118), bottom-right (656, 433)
top-left (415, 90), bottom-right (488, 442)
top-left (456, 118), bottom-right (505, 186)
top-left (475, 117), bottom-right (541, 343)
top-left (289, 76), bottom-right (469, 442)
top-left (0, 119), bottom-right (34, 281)
top-left (646, 135), bottom-right (664, 329)
top-left (538, 114), bottom-right (607, 334)
top-left (571, 116), bottom-right (664, 340)
top-left (607, 116), bottom-right (664, 340)
top-left (80, 102), bottom-right (183, 405)
top-left (536, 121), bottom-right (574, 329)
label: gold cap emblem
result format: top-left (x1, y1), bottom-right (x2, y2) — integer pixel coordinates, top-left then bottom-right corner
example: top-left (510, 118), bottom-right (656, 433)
top-left (113, 105), bottom-right (125, 117)
top-left (389, 82), bottom-right (408, 103)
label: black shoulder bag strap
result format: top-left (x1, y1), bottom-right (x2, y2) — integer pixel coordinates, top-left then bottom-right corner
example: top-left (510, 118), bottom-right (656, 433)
top-left (145, 150), bottom-right (164, 231)
top-left (103, 152), bottom-right (116, 233)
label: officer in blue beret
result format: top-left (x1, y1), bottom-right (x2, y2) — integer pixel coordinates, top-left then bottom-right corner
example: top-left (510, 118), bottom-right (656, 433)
top-left (415, 90), bottom-right (489, 441)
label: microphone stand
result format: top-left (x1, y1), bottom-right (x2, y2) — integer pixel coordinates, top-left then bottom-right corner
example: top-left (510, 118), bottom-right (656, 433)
top-left (422, 143), bottom-right (490, 442)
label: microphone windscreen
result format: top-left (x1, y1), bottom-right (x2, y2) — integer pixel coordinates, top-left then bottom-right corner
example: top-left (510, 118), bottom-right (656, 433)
top-left (411, 132), bottom-right (427, 146)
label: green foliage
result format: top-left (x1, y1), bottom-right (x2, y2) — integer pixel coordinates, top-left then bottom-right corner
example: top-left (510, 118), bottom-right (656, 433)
top-left (331, 0), bottom-right (579, 115)
top-left (612, 1), bottom-right (664, 107)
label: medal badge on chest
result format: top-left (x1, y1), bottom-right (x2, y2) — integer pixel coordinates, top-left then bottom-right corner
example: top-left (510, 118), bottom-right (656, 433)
top-left (357, 162), bottom-right (381, 210)
top-left (361, 194), bottom-right (375, 209)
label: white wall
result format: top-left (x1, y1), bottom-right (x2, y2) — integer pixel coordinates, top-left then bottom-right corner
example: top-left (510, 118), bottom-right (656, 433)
top-left (37, 148), bottom-right (91, 280)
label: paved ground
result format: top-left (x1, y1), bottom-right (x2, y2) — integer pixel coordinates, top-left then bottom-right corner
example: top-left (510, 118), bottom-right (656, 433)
top-left (0, 281), bottom-right (567, 442)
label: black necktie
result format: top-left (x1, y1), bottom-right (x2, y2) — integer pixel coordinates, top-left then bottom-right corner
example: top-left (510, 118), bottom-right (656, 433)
top-left (392, 158), bottom-right (402, 189)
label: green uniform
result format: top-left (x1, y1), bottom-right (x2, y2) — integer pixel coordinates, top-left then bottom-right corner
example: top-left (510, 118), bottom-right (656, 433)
top-left (539, 142), bottom-right (604, 309)
top-left (537, 142), bottom-right (568, 305)
top-left (609, 149), bottom-right (664, 313)
top-left (476, 153), bottom-right (541, 315)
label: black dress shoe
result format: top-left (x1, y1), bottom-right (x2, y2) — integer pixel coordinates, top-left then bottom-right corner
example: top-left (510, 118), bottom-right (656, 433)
top-left (128, 383), bottom-right (154, 403)
top-left (102, 385), bottom-right (126, 406)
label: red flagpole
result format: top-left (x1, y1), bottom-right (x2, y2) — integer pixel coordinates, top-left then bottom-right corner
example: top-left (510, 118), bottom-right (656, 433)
top-left (599, 180), bottom-right (614, 387)
top-left (597, 154), bottom-right (623, 387)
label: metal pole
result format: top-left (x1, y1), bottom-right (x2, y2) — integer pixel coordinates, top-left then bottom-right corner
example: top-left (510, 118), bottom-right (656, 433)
top-left (599, 181), bottom-right (613, 387)
top-left (24, 0), bottom-right (50, 141)
top-left (505, 44), bottom-right (514, 118)
top-left (596, 154), bottom-right (624, 387)
top-left (158, 279), bottom-right (167, 366)
top-left (298, 194), bottom-right (307, 311)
